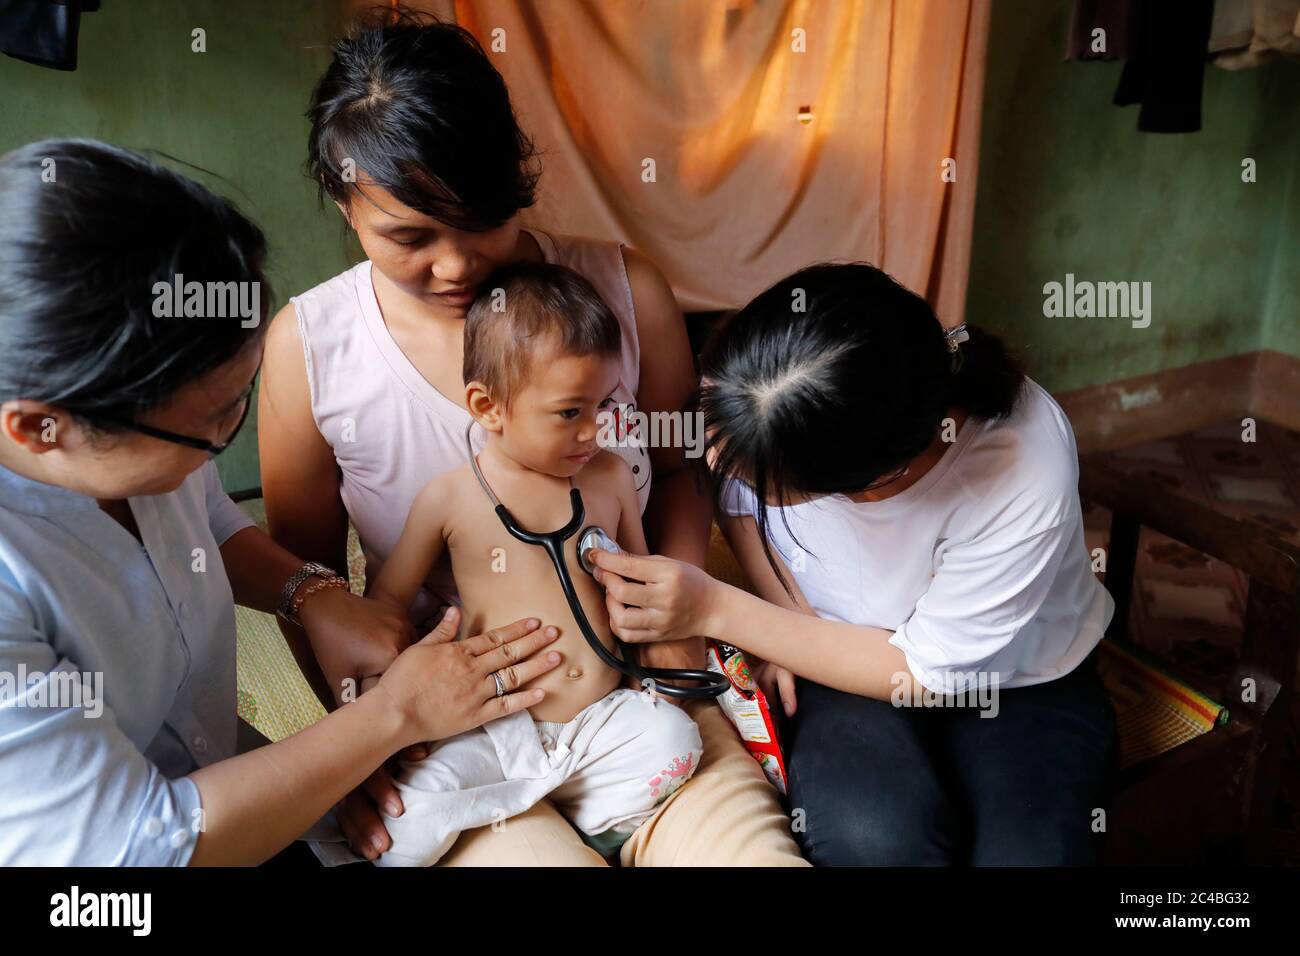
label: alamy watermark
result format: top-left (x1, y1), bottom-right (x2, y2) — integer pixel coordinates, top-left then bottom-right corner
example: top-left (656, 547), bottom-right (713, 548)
top-left (50, 886), bottom-right (150, 936)
top-left (597, 405), bottom-right (704, 459)
top-left (0, 665), bottom-right (103, 718)
top-left (1042, 273), bottom-right (1151, 329)
top-left (891, 670), bottom-right (1000, 718)
top-left (151, 274), bottom-right (261, 328)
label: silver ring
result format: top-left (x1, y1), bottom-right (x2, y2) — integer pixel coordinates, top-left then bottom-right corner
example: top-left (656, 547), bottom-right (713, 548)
top-left (492, 670), bottom-right (507, 698)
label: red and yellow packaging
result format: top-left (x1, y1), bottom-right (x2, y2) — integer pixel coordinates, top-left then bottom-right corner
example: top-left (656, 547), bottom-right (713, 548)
top-left (706, 639), bottom-right (788, 794)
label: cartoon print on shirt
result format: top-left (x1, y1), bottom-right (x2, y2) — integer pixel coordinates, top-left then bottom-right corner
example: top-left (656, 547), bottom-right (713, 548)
top-left (605, 399), bottom-right (651, 494)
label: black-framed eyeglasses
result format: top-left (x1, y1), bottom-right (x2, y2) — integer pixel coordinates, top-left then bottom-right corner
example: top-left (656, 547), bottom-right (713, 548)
top-left (95, 377), bottom-right (256, 457)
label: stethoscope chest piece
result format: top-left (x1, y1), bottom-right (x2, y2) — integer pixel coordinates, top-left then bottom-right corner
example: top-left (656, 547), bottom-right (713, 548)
top-left (578, 526), bottom-right (620, 576)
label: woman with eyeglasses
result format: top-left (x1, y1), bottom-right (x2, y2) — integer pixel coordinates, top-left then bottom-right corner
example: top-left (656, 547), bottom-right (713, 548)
top-left (0, 139), bottom-right (565, 866)
top-left (590, 263), bottom-right (1121, 866)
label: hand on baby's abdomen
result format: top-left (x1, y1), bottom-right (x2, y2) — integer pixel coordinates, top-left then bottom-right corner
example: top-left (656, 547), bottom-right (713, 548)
top-left (520, 641), bottom-right (623, 724)
top-left (464, 602), bottom-right (623, 724)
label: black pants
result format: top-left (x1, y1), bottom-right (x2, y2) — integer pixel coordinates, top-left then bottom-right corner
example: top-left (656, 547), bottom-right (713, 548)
top-left (785, 651), bottom-right (1119, 866)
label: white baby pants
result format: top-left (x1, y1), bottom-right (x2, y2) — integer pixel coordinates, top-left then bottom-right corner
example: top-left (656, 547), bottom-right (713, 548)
top-left (375, 687), bottom-right (703, 867)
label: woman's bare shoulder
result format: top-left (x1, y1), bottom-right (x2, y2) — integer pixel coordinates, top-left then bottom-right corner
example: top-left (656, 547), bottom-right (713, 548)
top-left (263, 301), bottom-right (303, 363)
top-left (620, 247), bottom-right (679, 332)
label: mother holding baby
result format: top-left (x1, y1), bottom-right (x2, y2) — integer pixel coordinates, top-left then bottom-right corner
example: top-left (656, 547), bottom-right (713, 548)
top-left (260, 14), bottom-right (805, 865)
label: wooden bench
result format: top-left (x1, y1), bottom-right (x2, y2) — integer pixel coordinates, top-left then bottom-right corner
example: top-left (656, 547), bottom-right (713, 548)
top-left (1081, 435), bottom-right (1300, 864)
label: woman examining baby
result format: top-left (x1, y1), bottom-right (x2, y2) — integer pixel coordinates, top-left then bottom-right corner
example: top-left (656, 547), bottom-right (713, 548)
top-left (591, 268), bottom-right (1121, 865)
top-left (0, 139), bottom-right (560, 866)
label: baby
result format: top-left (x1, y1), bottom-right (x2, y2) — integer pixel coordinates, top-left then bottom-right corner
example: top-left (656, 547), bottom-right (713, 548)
top-left (367, 262), bottom-right (702, 865)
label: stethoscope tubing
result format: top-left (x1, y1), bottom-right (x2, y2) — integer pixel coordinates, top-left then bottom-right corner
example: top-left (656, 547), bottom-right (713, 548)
top-left (493, 498), bottom-right (729, 700)
top-left (468, 423), bottom-right (728, 699)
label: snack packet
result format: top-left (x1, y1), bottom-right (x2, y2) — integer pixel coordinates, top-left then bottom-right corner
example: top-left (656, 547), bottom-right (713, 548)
top-left (706, 639), bottom-right (789, 794)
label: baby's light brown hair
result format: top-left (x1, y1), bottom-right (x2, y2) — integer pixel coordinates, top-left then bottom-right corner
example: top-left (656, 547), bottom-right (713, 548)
top-left (463, 261), bottom-right (622, 409)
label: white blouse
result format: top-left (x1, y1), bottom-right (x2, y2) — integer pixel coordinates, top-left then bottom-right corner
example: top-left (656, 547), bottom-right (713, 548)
top-left (723, 379), bottom-right (1113, 693)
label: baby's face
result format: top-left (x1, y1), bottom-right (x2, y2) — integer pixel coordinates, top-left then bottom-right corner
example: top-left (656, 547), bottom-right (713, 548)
top-left (498, 347), bottom-right (622, 479)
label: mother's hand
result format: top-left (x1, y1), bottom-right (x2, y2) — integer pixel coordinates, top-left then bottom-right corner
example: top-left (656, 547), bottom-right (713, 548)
top-left (589, 550), bottom-right (722, 644)
top-left (298, 588), bottom-right (415, 706)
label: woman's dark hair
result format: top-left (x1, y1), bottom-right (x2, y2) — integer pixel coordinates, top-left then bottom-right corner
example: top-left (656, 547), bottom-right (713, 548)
top-left (306, 7), bottom-right (540, 231)
top-left (0, 139), bottom-right (269, 431)
top-left (697, 262), bottom-right (1024, 591)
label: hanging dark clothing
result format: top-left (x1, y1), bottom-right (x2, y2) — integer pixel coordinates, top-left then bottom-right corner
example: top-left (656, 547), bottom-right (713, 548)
top-left (0, 0), bottom-right (100, 72)
top-left (1112, 0), bottom-right (1216, 133)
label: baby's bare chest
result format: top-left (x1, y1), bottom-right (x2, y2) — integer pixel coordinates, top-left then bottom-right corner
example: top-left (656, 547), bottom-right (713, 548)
top-left (451, 493), bottom-right (621, 579)
top-left (447, 486), bottom-right (620, 617)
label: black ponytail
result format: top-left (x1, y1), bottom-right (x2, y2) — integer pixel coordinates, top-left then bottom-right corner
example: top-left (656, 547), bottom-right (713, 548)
top-left (946, 324), bottom-right (1025, 421)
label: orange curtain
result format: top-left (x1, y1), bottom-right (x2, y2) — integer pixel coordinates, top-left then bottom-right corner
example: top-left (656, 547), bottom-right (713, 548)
top-left (415, 0), bottom-right (989, 321)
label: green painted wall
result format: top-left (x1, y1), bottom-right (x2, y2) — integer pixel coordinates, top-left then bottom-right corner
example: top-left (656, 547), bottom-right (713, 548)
top-left (0, 0), bottom-right (356, 493)
top-left (966, 0), bottom-right (1300, 393)
top-left (1259, 116), bottom-right (1300, 358)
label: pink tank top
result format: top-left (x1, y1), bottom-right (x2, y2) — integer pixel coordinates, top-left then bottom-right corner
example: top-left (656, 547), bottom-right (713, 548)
top-left (291, 229), bottom-right (653, 624)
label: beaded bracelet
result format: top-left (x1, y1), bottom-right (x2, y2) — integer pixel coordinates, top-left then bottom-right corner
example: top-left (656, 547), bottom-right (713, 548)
top-left (288, 574), bottom-right (349, 625)
top-left (277, 561), bottom-right (337, 621)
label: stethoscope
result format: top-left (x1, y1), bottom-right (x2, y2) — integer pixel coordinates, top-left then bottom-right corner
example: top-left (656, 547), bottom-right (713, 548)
top-left (465, 422), bottom-right (728, 700)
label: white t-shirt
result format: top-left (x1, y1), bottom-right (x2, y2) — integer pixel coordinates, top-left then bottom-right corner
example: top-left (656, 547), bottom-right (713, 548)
top-left (722, 379), bottom-right (1112, 693)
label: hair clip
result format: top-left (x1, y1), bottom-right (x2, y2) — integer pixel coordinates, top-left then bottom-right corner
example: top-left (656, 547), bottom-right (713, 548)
top-left (943, 322), bottom-right (970, 353)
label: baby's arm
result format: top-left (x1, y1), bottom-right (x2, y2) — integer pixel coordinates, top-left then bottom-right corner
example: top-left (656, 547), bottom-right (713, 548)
top-left (369, 477), bottom-right (451, 614)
